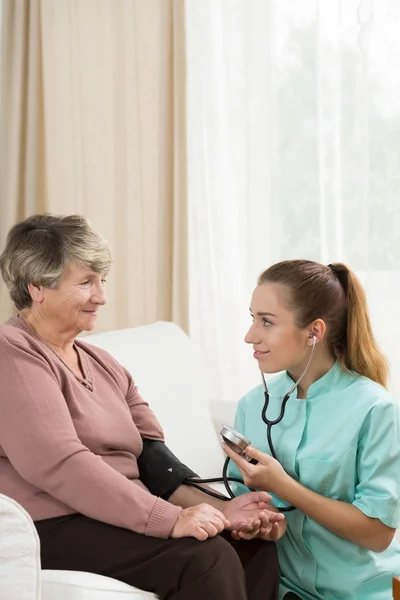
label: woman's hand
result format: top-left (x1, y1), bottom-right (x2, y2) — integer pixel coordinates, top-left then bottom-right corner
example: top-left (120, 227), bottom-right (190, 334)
top-left (170, 503), bottom-right (230, 541)
top-left (222, 443), bottom-right (289, 495)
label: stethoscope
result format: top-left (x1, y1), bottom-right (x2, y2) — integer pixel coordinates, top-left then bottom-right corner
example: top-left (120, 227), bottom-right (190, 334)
top-left (184, 335), bottom-right (317, 512)
top-left (261, 334), bottom-right (316, 461)
top-left (183, 334), bottom-right (317, 512)
top-left (256, 334), bottom-right (317, 511)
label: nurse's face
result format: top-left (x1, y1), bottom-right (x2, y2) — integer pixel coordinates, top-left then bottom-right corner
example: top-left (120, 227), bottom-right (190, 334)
top-left (245, 283), bottom-right (311, 374)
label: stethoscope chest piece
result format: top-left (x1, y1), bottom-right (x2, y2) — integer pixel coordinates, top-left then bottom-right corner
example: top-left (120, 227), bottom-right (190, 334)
top-left (220, 425), bottom-right (258, 464)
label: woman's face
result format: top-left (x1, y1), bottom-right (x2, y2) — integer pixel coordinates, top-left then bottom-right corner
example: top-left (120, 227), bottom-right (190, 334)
top-left (37, 262), bottom-right (107, 335)
top-left (245, 283), bottom-right (311, 374)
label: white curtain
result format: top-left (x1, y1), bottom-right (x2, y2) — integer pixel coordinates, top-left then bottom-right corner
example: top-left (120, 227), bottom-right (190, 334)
top-left (186, 0), bottom-right (400, 402)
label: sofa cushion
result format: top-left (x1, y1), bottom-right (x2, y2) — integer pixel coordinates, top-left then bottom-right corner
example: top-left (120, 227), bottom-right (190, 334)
top-left (86, 321), bottom-right (224, 478)
top-left (41, 570), bottom-right (157, 599)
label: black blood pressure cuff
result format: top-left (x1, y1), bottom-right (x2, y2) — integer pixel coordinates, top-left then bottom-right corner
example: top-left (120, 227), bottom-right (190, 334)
top-left (137, 439), bottom-right (199, 500)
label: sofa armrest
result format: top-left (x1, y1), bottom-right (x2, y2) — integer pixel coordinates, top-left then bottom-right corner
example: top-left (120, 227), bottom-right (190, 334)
top-left (0, 494), bottom-right (41, 599)
top-left (394, 577), bottom-right (400, 600)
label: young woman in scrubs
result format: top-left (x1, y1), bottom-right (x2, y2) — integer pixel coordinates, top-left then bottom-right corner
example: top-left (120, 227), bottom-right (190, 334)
top-left (224, 260), bottom-right (400, 600)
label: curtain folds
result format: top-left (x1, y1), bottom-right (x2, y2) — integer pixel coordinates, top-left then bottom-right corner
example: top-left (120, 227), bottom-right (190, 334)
top-left (0, 0), bottom-right (188, 333)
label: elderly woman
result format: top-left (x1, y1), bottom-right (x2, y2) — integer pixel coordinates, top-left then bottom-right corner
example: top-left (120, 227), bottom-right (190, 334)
top-left (0, 214), bottom-right (283, 600)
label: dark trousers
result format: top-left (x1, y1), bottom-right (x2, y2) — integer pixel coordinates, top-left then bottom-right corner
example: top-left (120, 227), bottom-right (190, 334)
top-left (35, 514), bottom-right (279, 600)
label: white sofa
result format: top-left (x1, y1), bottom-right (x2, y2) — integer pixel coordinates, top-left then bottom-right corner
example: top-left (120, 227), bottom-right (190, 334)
top-left (0, 321), bottom-right (231, 600)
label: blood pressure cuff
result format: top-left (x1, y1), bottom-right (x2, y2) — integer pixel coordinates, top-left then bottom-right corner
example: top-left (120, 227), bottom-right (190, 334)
top-left (137, 439), bottom-right (199, 500)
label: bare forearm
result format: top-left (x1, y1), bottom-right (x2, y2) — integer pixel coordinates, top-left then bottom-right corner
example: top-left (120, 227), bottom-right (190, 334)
top-left (168, 483), bottom-right (227, 510)
top-left (279, 477), bottom-right (394, 552)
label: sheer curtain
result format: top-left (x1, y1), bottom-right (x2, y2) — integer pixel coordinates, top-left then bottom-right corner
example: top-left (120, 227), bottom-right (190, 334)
top-left (186, 0), bottom-right (400, 402)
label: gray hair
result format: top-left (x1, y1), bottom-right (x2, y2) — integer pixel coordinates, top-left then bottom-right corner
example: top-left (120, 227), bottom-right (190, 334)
top-left (0, 214), bottom-right (112, 309)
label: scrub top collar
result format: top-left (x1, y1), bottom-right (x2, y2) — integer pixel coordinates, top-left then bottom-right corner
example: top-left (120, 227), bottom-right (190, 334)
top-left (282, 360), bottom-right (346, 400)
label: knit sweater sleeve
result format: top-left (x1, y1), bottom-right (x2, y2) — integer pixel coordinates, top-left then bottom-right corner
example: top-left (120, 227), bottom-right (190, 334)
top-left (0, 332), bottom-right (181, 538)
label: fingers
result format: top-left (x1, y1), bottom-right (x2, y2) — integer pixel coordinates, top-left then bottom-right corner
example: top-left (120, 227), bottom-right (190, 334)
top-left (234, 516), bottom-right (267, 537)
top-left (269, 522), bottom-right (281, 541)
top-left (259, 525), bottom-right (273, 535)
top-left (245, 446), bottom-right (266, 463)
top-left (209, 506), bottom-right (230, 529)
top-left (194, 508), bottom-right (228, 535)
top-left (231, 530), bottom-right (241, 540)
top-left (172, 503), bottom-right (231, 541)
top-left (192, 526), bottom-right (209, 541)
top-left (258, 509), bottom-right (285, 531)
top-left (235, 510), bottom-right (285, 536)
top-left (247, 491), bottom-right (272, 504)
top-left (208, 514), bottom-right (226, 534)
top-left (222, 442), bottom-right (270, 470)
top-left (197, 504), bottom-right (230, 534)
top-left (231, 519), bottom-right (285, 542)
top-left (222, 444), bottom-right (270, 490)
top-left (197, 503), bottom-right (230, 528)
top-left (222, 443), bottom-right (253, 473)
top-left (191, 519), bottom-right (224, 541)
top-left (262, 522), bottom-right (280, 541)
top-left (197, 521), bottom-right (220, 538)
top-left (258, 510), bottom-right (271, 529)
top-left (268, 511), bottom-right (285, 522)
top-left (231, 529), bottom-right (260, 541)
top-left (256, 511), bottom-right (273, 535)
top-left (235, 517), bottom-right (261, 533)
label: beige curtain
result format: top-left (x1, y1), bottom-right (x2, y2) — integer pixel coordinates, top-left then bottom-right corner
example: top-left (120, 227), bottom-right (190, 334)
top-left (0, 0), bottom-right (188, 333)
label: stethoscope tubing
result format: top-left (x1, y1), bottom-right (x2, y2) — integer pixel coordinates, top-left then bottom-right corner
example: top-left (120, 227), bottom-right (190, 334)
top-left (185, 338), bottom-right (317, 511)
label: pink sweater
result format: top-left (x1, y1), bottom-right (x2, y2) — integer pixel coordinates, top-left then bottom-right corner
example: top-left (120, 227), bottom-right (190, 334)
top-left (0, 317), bottom-right (182, 538)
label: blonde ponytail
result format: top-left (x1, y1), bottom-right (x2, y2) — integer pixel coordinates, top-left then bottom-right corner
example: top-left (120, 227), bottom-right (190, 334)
top-left (331, 263), bottom-right (388, 388)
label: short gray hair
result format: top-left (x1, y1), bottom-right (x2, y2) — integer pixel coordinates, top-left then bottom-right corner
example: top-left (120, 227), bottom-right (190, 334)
top-left (0, 214), bottom-right (112, 310)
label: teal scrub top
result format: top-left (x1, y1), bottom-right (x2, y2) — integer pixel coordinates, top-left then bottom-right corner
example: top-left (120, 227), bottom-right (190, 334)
top-left (228, 362), bottom-right (400, 600)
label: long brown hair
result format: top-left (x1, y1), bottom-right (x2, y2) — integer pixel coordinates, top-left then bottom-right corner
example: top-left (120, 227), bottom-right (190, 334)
top-left (258, 260), bottom-right (388, 387)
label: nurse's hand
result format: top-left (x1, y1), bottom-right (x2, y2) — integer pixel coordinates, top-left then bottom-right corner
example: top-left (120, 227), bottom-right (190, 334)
top-left (222, 443), bottom-right (289, 496)
top-left (231, 518), bottom-right (287, 542)
top-left (231, 504), bottom-right (286, 541)
top-left (221, 491), bottom-right (274, 532)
